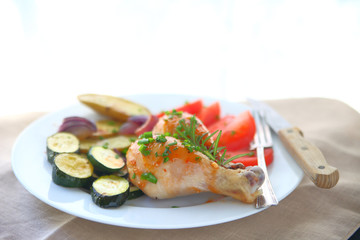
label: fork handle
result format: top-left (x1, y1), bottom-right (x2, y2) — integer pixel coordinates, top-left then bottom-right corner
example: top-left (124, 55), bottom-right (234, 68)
top-left (278, 127), bottom-right (339, 189)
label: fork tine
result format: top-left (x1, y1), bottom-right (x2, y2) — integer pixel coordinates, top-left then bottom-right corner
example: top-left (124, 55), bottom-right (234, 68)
top-left (251, 109), bottom-right (278, 208)
top-left (255, 110), bottom-right (272, 148)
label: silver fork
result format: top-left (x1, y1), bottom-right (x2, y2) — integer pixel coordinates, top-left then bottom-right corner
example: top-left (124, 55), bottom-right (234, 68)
top-left (251, 109), bottom-right (279, 208)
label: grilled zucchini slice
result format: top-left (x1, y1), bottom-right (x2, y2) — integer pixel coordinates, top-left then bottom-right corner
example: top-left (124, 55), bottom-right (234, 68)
top-left (47, 132), bottom-right (80, 163)
top-left (87, 146), bottom-right (126, 173)
top-left (52, 153), bottom-right (94, 188)
top-left (91, 175), bottom-right (130, 208)
top-left (128, 185), bottom-right (144, 200)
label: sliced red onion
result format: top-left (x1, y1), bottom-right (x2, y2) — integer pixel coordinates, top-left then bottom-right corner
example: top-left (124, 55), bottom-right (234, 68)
top-left (58, 116), bottom-right (97, 139)
top-left (62, 116), bottom-right (97, 130)
top-left (118, 121), bottom-right (140, 135)
top-left (135, 115), bottom-right (159, 136)
top-left (128, 115), bottom-right (148, 125)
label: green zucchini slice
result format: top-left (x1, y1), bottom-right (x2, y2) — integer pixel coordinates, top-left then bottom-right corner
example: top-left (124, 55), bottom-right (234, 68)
top-left (52, 153), bottom-right (94, 188)
top-left (128, 185), bottom-right (144, 200)
top-left (87, 146), bottom-right (125, 173)
top-left (91, 175), bottom-right (130, 208)
top-left (47, 132), bottom-right (80, 163)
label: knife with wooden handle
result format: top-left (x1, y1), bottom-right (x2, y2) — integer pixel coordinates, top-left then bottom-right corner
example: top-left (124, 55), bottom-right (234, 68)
top-left (248, 99), bottom-right (339, 189)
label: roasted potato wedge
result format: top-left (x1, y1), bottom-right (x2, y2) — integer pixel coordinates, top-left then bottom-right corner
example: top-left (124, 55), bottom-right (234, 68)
top-left (93, 119), bottom-right (123, 138)
top-left (78, 94), bottom-right (151, 121)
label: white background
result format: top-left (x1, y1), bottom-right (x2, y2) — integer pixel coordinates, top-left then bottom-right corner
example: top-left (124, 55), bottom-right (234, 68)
top-left (1, 0), bottom-right (360, 116)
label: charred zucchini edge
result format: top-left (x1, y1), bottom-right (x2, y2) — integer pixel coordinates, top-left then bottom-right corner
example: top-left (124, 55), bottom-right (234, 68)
top-left (87, 146), bottom-right (125, 173)
top-left (52, 153), bottom-right (93, 188)
top-left (91, 175), bottom-right (130, 208)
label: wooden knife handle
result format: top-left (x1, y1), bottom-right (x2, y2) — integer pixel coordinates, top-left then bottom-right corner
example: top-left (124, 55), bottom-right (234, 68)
top-left (279, 127), bottom-right (339, 189)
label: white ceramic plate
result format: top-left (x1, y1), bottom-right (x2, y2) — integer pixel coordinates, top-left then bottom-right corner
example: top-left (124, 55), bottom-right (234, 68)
top-left (12, 94), bottom-right (303, 229)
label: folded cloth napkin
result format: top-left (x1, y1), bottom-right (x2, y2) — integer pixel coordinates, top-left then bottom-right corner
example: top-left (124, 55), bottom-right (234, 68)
top-left (1, 98), bottom-right (359, 240)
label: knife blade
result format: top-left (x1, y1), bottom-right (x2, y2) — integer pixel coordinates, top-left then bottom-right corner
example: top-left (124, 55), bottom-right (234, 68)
top-left (247, 98), bottom-right (339, 189)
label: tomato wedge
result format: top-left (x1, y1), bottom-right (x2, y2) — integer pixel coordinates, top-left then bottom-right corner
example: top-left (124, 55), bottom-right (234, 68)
top-left (157, 99), bottom-right (203, 117)
top-left (197, 101), bottom-right (221, 127)
top-left (226, 148), bottom-right (274, 167)
top-left (208, 110), bottom-right (256, 151)
top-left (207, 115), bottom-right (235, 132)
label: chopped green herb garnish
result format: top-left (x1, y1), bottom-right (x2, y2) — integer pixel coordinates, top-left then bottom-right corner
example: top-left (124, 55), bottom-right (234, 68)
top-left (156, 135), bottom-right (167, 143)
top-left (175, 116), bottom-right (253, 166)
top-left (168, 140), bottom-right (177, 146)
top-left (138, 138), bottom-right (151, 145)
top-left (231, 130), bottom-right (236, 136)
top-left (115, 154), bottom-right (120, 159)
top-left (102, 142), bottom-right (109, 149)
top-left (132, 173), bottom-right (136, 179)
top-left (98, 136), bottom-right (105, 140)
top-left (139, 131), bottom-right (153, 139)
top-left (139, 144), bottom-right (151, 156)
top-left (141, 172), bottom-right (157, 184)
top-left (165, 109), bottom-right (183, 119)
top-left (163, 157), bottom-right (169, 163)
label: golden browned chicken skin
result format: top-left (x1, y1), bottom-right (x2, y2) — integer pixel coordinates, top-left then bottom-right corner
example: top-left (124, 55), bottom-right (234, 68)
top-left (126, 113), bottom-right (265, 203)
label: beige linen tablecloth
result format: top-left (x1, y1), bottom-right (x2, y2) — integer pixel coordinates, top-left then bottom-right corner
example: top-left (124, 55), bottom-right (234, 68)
top-left (1, 98), bottom-right (359, 240)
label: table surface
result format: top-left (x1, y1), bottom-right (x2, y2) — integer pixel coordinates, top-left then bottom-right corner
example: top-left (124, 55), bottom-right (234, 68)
top-left (1, 97), bottom-right (359, 240)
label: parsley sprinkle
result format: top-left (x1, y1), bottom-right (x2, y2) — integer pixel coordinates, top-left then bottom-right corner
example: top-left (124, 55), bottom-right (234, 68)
top-left (156, 135), bottom-right (167, 143)
top-left (138, 138), bottom-right (151, 145)
top-left (140, 131), bottom-right (153, 139)
top-left (163, 157), bottom-right (169, 163)
top-left (141, 172), bottom-right (157, 184)
top-left (139, 144), bottom-right (151, 156)
top-left (175, 115), bottom-right (253, 166)
top-left (168, 140), bottom-right (177, 146)
top-left (132, 173), bottom-right (136, 179)
top-left (102, 142), bottom-right (109, 149)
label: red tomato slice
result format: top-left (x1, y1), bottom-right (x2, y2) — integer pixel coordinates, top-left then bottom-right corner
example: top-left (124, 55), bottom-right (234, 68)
top-left (226, 148), bottom-right (274, 167)
top-left (207, 115), bottom-right (235, 133)
top-left (197, 101), bottom-right (221, 127)
top-left (157, 99), bottom-right (203, 117)
top-left (210, 110), bottom-right (256, 151)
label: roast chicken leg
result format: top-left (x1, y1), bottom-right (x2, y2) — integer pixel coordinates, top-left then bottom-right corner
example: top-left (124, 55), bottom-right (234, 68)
top-left (126, 113), bottom-right (265, 203)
